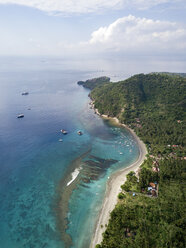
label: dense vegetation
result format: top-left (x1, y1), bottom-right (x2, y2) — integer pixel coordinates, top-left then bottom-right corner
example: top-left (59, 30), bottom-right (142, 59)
top-left (91, 73), bottom-right (186, 157)
top-left (80, 73), bottom-right (186, 248)
top-left (77, 76), bottom-right (110, 90)
top-left (154, 72), bottom-right (186, 78)
top-left (95, 159), bottom-right (186, 248)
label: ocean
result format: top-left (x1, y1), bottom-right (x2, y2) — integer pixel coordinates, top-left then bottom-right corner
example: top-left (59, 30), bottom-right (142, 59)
top-left (0, 57), bottom-right (139, 248)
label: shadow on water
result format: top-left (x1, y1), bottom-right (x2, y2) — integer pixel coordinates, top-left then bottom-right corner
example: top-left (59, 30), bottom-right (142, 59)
top-left (81, 155), bottom-right (118, 183)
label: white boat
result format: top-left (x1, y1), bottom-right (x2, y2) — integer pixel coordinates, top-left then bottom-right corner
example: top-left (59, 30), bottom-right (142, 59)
top-left (22, 92), bottom-right (29, 95)
top-left (61, 129), bottom-right (68, 134)
top-left (77, 130), bottom-right (83, 135)
top-left (17, 114), bottom-right (24, 118)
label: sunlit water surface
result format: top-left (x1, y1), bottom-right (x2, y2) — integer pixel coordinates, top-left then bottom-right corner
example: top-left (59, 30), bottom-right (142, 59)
top-left (0, 57), bottom-right (140, 248)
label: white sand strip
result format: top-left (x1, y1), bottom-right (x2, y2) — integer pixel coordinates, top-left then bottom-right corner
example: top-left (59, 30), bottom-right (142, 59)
top-left (90, 117), bottom-right (147, 248)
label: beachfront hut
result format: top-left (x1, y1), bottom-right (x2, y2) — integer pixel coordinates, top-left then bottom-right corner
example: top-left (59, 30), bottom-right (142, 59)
top-left (149, 182), bottom-right (156, 188)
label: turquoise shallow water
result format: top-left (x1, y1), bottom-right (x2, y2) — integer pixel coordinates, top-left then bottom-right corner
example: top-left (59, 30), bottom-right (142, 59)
top-left (0, 57), bottom-right (139, 248)
top-left (65, 122), bottom-right (139, 248)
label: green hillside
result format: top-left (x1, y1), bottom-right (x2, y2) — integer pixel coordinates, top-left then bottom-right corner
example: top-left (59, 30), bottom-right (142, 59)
top-left (77, 76), bottom-right (110, 90)
top-left (87, 73), bottom-right (186, 248)
top-left (152, 72), bottom-right (186, 78)
top-left (91, 73), bottom-right (186, 157)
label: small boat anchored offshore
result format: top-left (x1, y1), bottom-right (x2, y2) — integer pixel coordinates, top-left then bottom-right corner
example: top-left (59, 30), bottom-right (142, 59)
top-left (17, 114), bottom-right (24, 118)
top-left (77, 130), bottom-right (83, 135)
top-left (61, 129), bottom-right (68, 134)
top-left (22, 92), bottom-right (29, 95)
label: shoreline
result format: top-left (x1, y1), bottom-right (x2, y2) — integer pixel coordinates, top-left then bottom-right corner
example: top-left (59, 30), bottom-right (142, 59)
top-left (90, 102), bottom-right (148, 248)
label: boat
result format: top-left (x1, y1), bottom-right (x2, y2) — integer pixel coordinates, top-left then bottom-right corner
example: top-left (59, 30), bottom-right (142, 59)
top-left (17, 114), bottom-right (24, 118)
top-left (58, 139), bottom-right (63, 142)
top-left (22, 92), bottom-right (29, 95)
top-left (77, 130), bottom-right (83, 135)
top-left (61, 129), bottom-right (68, 134)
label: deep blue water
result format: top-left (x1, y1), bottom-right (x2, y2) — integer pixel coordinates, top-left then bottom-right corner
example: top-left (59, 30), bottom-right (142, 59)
top-left (0, 58), bottom-right (139, 248)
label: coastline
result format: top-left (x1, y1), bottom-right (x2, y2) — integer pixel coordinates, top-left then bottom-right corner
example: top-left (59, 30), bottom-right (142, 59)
top-left (90, 102), bottom-right (148, 248)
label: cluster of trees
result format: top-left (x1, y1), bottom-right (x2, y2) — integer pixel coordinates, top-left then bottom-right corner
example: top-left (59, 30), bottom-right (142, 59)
top-left (87, 73), bottom-right (186, 248)
top-left (154, 72), bottom-right (186, 78)
top-left (96, 159), bottom-right (186, 248)
top-left (77, 76), bottom-right (110, 90)
top-left (121, 171), bottom-right (138, 192)
top-left (91, 73), bottom-right (186, 157)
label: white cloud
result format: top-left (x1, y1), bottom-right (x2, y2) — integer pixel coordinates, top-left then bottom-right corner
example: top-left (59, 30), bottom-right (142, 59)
top-left (0, 0), bottom-right (184, 14)
top-left (88, 15), bottom-right (186, 55)
top-left (0, 0), bottom-right (123, 14)
top-left (49, 15), bottom-right (186, 58)
top-left (125, 0), bottom-right (182, 10)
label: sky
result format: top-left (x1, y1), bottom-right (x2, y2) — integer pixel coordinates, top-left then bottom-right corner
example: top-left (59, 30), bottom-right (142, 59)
top-left (0, 0), bottom-right (186, 72)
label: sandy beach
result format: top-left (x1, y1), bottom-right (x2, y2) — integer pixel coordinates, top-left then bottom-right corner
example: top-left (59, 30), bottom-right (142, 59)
top-left (90, 113), bottom-right (147, 248)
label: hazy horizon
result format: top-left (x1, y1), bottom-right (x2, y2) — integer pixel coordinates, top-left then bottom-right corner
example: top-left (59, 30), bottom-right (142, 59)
top-left (0, 56), bottom-right (185, 83)
top-left (0, 0), bottom-right (186, 70)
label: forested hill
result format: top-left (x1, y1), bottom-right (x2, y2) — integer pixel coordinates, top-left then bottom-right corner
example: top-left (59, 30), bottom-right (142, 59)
top-left (152, 72), bottom-right (186, 78)
top-left (86, 73), bottom-right (186, 248)
top-left (91, 73), bottom-right (186, 157)
top-left (77, 76), bottom-right (110, 90)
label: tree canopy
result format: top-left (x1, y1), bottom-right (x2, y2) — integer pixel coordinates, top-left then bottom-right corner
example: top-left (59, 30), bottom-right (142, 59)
top-left (84, 73), bottom-right (186, 248)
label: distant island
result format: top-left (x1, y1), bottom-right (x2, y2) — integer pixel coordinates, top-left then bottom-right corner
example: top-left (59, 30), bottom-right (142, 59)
top-left (78, 73), bottom-right (186, 248)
